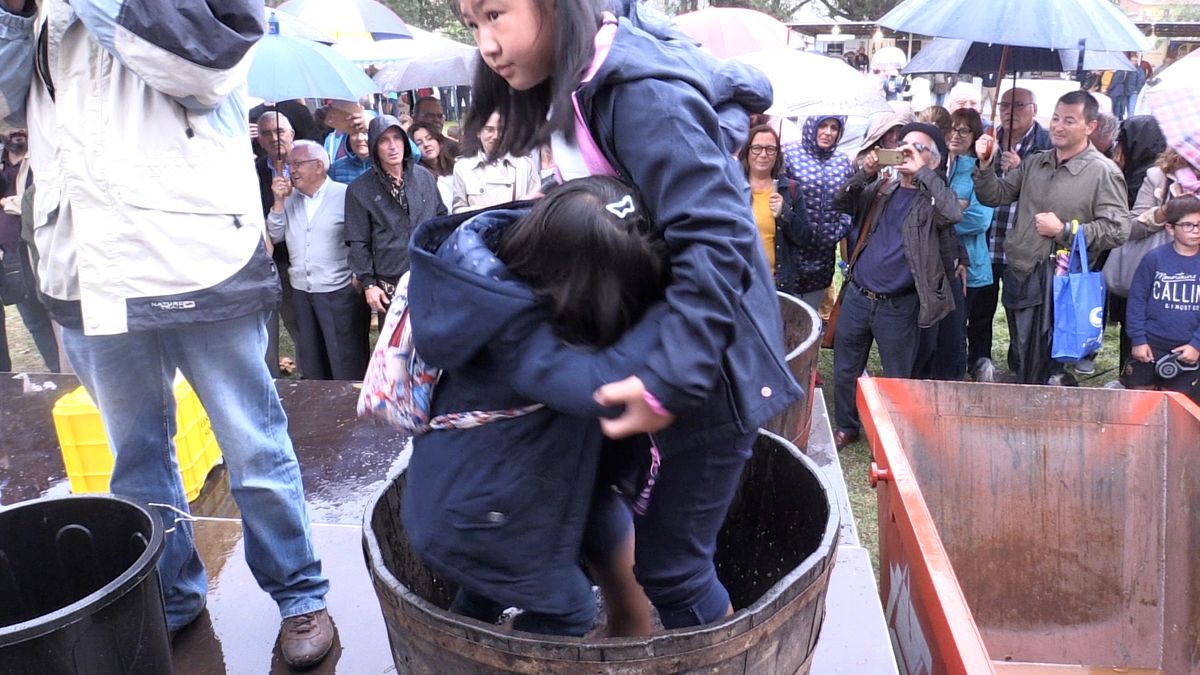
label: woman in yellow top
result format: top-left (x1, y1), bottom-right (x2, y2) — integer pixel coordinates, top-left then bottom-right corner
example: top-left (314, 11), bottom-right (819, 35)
top-left (738, 124), bottom-right (813, 304)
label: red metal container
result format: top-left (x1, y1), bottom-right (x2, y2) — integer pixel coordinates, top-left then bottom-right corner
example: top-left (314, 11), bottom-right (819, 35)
top-left (860, 379), bottom-right (1200, 675)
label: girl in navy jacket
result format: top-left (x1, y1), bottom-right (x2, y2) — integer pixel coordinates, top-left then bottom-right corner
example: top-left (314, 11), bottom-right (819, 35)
top-left (406, 177), bottom-right (667, 636)
top-left (454, 0), bottom-right (802, 628)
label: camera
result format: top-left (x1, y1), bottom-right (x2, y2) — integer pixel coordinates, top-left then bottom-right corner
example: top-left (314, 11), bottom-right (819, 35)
top-left (1155, 352), bottom-right (1199, 379)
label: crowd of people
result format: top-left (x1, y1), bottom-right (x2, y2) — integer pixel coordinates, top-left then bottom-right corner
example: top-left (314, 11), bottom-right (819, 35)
top-left (1, 0), bottom-right (1198, 665)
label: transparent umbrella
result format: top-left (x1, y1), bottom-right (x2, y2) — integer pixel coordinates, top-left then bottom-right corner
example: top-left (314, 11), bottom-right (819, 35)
top-left (734, 49), bottom-right (892, 118)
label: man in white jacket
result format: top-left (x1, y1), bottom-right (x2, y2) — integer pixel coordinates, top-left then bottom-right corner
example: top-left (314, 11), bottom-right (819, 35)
top-left (0, 0), bottom-right (335, 666)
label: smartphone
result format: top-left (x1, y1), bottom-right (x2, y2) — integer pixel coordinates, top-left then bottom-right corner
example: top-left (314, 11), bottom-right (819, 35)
top-left (876, 149), bottom-right (905, 166)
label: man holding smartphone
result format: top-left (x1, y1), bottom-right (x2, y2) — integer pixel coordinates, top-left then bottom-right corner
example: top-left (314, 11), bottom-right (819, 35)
top-left (829, 123), bottom-right (964, 449)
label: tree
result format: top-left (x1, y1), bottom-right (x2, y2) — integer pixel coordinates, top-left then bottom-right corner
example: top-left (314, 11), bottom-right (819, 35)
top-left (265, 0), bottom-right (471, 41)
top-left (689, 0), bottom-right (901, 22)
top-left (811, 0), bottom-right (901, 21)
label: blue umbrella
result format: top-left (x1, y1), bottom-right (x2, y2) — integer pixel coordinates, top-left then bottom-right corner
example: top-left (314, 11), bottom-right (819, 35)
top-left (248, 14), bottom-right (379, 104)
top-left (878, 0), bottom-right (1149, 53)
top-left (903, 39), bottom-right (1136, 76)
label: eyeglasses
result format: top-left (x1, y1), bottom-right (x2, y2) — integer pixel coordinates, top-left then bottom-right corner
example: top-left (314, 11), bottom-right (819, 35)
top-left (749, 145), bottom-right (778, 156)
top-left (911, 142), bottom-right (931, 154)
top-left (948, 127), bottom-right (974, 137)
top-left (999, 101), bottom-right (1032, 110)
top-left (481, 125), bottom-right (503, 135)
top-left (1172, 220), bottom-right (1200, 232)
top-left (287, 158), bottom-right (321, 171)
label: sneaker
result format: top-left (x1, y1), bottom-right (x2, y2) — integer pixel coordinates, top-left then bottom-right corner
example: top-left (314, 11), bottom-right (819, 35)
top-left (1103, 379), bottom-right (1125, 390)
top-left (1074, 357), bottom-right (1096, 375)
top-left (279, 609), bottom-right (336, 669)
top-left (973, 358), bottom-right (996, 383)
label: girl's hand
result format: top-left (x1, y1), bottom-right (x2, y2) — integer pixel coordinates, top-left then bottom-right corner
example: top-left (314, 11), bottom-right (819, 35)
top-left (594, 376), bottom-right (675, 439)
top-left (1132, 344), bottom-right (1154, 363)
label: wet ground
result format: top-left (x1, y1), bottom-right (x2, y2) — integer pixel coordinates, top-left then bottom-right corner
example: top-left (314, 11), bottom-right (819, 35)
top-left (1, 372), bottom-right (895, 673)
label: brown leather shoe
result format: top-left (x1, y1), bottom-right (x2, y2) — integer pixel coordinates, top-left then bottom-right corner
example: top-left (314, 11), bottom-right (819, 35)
top-left (833, 430), bottom-right (859, 451)
top-left (279, 609), bottom-right (335, 669)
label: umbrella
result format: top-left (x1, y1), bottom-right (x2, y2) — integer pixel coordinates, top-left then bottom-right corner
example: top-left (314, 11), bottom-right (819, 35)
top-left (734, 49), bottom-right (892, 118)
top-left (877, 0), bottom-right (1149, 53)
top-left (674, 8), bottom-right (795, 59)
top-left (871, 46), bottom-right (908, 73)
top-left (1136, 48), bottom-right (1200, 116)
top-left (373, 46), bottom-right (479, 91)
top-left (275, 0), bottom-right (412, 41)
top-left (334, 26), bottom-right (472, 66)
top-left (248, 16), bottom-right (379, 103)
top-left (263, 8), bottom-right (332, 44)
top-left (1145, 87), bottom-right (1200, 169)
top-left (903, 39), bottom-right (1136, 76)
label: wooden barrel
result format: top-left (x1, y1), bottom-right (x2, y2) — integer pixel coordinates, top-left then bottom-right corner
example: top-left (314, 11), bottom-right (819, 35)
top-left (362, 430), bottom-right (840, 674)
top-left (764, 292), bottom-right (821, 449)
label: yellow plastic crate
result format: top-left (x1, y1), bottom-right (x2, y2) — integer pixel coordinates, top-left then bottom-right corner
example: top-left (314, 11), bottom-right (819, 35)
top-left (52, 375), bottom-right (223, 502)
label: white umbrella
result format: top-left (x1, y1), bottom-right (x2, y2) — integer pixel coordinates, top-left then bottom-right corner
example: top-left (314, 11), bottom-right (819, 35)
top-left (333, 26), bottom-right (470, 66)
top-left (373, 45), bottom-right (480, 91)
top-left (263, 9), bottom-right (332, 43)
top-left (734, 48), bottom-right (892, 118)
top-left (1135, 48), bottom-right (1200, 117)
top-left (871, 46), bottom-right (908, 73)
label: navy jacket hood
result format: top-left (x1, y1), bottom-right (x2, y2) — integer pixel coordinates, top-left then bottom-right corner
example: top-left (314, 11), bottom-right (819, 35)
top-left (408, 206), bottom-right (543, 370)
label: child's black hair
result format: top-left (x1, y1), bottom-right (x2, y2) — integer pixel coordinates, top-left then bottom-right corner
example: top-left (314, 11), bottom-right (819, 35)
top-left (1165, 195), bottom-right (1200, 225)
top-left (496, 176), bottom-right (669, 348)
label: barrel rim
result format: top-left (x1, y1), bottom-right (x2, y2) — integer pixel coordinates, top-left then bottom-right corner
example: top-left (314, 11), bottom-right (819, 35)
top-left (361, 429), bottom-right (841, 655)
top-left (0, 493), bottom-right (165, 645)
top-left (777, 291), bottom-right (822, 361)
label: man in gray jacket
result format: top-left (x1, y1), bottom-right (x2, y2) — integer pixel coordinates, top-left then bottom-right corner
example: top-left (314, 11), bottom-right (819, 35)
top-left (974, 90), bottom-right (1130, 385)
top-left (1, 0), bottom-right (334, 666)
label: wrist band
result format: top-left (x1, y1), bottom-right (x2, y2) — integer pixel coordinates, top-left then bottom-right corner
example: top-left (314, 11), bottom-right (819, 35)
top-left (643, 390), bottom-right (670, 418)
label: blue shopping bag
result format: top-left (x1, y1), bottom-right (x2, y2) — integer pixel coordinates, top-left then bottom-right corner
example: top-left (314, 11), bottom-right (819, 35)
top-left (1051, 228), bottom-right (1106, 362)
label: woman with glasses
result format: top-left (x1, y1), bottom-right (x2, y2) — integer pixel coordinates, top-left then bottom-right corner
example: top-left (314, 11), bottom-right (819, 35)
top-left (931, 108), bottom-right (995, 380)
top-left (738, 124), bottom-right (812, 303)
top-left (780, 116), bottom-right (854, 312)
top-left (450, 111), bottom-right (539, 214)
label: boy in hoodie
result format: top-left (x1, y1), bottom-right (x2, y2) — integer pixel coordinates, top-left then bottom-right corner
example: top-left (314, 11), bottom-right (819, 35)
top-left (346, 115), bottom-right (447, 314)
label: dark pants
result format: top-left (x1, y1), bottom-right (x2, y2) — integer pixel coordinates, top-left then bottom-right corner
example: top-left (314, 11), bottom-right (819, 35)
top-left (1, 303), bottom-right (9, 372)
top-left (16, 297), bottom-right (60, 372)
top-left (265, 244), bottom-right (300, 376)
top-left (966, 262), bottom-right (1016, 367)
top-left (833, 282), bottom-right (920, 434)
top-left (914, 277), bottom-right (967, 380)
top-left (291, 284), bottom-right (370, 381)
top-left (631, 432), bottom-right (754, 629)
top-left (450, 588), bottom-right (594, 636)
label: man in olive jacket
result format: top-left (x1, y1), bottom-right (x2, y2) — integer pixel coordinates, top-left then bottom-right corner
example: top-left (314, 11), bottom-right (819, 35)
top-left (974, 90), bottom-right (1130, 385)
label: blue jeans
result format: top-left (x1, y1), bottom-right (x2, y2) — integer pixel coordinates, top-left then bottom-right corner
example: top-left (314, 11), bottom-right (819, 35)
top-left (833, 283), bottom-right (920, 434)
top-left (62, 312), bottom-right (328, 630)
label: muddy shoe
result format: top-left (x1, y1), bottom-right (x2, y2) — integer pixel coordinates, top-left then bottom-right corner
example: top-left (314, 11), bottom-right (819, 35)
top-left (279, 609), bottom-right (335, 669)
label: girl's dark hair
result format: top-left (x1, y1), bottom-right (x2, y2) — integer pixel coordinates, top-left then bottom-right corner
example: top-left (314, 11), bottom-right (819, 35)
top-left (949, 108), bottom-right (984, 153)
top-left (496, 176), bottom-right (669, 348)
top-left (409, 121), bottom-right (459, 177)
top-left (457, 0), bottom-right (604, 159)
top-left (1165, 195), bottom-right (1200, 225)
top-left (738, 124), bottom-right (782, 179)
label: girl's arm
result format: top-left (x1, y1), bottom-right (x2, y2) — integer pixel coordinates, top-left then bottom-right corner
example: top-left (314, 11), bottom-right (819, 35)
top-left (505, 304), bottom-right (671, 417)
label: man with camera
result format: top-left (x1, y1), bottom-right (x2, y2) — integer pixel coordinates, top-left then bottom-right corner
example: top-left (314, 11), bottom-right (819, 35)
top-left (830, 123), bottom-right (963, 450)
